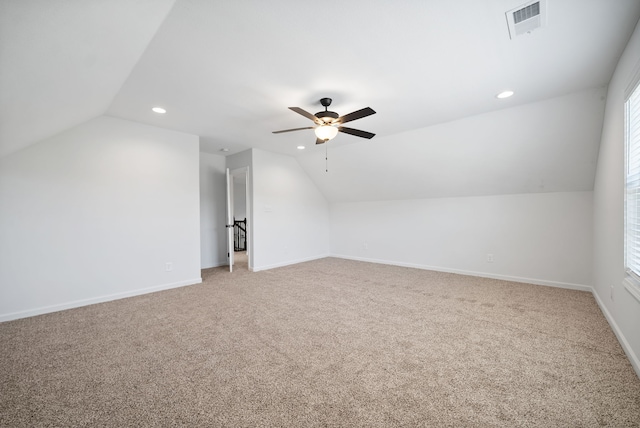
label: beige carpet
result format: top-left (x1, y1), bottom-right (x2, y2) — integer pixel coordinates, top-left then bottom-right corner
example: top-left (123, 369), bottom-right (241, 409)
top-left (1, 257), bottom-right (639, 427)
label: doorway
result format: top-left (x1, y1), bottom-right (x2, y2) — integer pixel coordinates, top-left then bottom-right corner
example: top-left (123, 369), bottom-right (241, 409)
top-left (226, 167), bottom-right (250, 271)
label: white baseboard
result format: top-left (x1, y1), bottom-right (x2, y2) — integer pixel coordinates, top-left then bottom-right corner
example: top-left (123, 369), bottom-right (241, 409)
top-left (331, 254), bottom-right (592, 291)
top-left (0, 277), bottom-right (203, 323)
top-left (252, 253), bottom-right (330, 272)
top-left (591, 289), bottom-right (640, 379)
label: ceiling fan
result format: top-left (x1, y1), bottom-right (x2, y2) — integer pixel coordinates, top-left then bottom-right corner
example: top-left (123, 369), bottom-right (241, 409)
top-left (273, 98), bottom-right (376, 144)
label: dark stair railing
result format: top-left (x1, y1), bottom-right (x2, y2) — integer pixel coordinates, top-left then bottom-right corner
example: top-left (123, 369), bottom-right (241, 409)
top-left (234, 218), bottom-right (246, 251)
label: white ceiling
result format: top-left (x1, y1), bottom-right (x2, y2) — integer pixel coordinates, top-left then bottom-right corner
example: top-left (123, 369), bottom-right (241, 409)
top-left (2, 0), bottom-right (640, 200)
top-left (0, 0), bottom-right (176, 158)
top-left (104, 0), bottom-right (640, 156)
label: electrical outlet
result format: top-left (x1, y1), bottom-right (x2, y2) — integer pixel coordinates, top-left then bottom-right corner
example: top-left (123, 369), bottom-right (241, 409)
top-left (165, 262), bottom-right (173, 272)
top-left (486, 254), bottom-right (494, 263)
top-left (363, 242), bottom-right (369, 250)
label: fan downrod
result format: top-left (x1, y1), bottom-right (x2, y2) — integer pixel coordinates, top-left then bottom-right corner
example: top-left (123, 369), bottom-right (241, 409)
top-left (316, 98), bottom-right (338, 122)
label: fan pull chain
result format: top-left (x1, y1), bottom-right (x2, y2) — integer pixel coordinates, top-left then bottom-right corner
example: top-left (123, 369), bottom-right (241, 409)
top-left (325, 143), bottom-right (328, 173)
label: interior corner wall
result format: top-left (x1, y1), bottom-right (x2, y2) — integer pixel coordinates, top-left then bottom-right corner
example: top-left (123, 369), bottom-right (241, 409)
top-left (593, 19), bottom-right (640, 376)
top-left (252, 149), bottom-right (330, 271)
top-left (200, 151), bottom-right (227, 268)
top-left (330, 191), bottom-right (593, 289)
top-left (0, 116), bottom-right (201, 321)
top-left (226, 149), bottom-right (253, 172)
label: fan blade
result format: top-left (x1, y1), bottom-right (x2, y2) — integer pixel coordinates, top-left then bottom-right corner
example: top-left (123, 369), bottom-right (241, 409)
top-left (336, 107), bottom-right (376, 124)
top-left (272, 126), bottom-right (314, 134)
top-left (338, 126), bottom-right (375, 139)
top-left (289, 107), bottom-right (322, 124)
top-left (316, 138), bottom-right (325, 145)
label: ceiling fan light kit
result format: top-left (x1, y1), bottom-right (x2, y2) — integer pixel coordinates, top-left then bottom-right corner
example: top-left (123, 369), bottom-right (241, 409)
top-left (315, 124), bottom-right (339, 141)
top-left (273, 97), bottom-right (376, 145)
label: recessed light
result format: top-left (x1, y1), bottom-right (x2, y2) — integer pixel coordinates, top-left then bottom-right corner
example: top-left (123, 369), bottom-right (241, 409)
top-left (297, 146), bottom-right (305, 150)
top-left (496, 90), bottom-right (514, 99)
top-left (220, 148), bottom-right (229, 152)
top-left (152, 107), bottom-right (167, 114)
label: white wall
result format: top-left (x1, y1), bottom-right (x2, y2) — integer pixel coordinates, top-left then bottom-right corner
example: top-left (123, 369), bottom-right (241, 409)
top-left (331, 191), bottom-right (593, 289)
top-left (233, 176), bottom-right (246, 220)
top-left (0, 116), bottom-right (201, 321)
top-left (252, 149), bottom-right (330, 270)
top-left (226, 149), bottom-right (253, 171)
top-left (593, 19), bottom-right (640, 376)
top-left (200, 152), bottom-right (227, 268)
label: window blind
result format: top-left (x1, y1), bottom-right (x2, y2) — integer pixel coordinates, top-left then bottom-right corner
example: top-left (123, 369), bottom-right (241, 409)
top-left (625, 83), bottom-right (640, 279)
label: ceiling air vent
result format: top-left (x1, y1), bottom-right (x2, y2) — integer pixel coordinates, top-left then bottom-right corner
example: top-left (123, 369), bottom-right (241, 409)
top-left (506, 0), bottom-right (547, 39)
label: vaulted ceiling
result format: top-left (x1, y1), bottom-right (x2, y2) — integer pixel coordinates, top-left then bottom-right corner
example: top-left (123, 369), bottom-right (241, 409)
top-left (0, 0), bottom-right (176, 157)
top-left (2, 1), bottom-right (640, 201)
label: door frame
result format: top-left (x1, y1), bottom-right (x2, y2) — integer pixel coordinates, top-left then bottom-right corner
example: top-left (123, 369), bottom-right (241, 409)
top-left (229, 166), bottom-right (251, 270)
top-left (225, 168), bottom-right (234, 272)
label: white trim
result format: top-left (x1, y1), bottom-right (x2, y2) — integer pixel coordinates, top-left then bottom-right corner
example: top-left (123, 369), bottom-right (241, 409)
top-left (623, 277), bottom-right (640, 303)
top-left (592, 289), bottom-right (640, 379)
top-left (624, 56), bottom-right (640, 100)
top-left (331, 254), bottom-right (592, 291)
top-left (251, 254), bottom-right (330, 272)
top-left (0, 278), bottom-right (202, 323)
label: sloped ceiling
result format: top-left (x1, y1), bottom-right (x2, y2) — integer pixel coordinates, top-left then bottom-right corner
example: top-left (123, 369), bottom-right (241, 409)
top-left (0, 0), bottom-right (176, 157)
top-left (2, 1), bottom-right (640, 200)
top-left (298, 87), bottom-right (606, 202)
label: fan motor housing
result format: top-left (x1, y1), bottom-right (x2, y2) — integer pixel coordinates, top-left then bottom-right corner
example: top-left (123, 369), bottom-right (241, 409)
top-left (315, 110), bottom-right (339, 123)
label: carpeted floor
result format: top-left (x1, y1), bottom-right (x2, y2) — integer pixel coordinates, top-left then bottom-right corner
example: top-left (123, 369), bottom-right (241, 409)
top-left (1, 257), bottom-right (639, 427)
